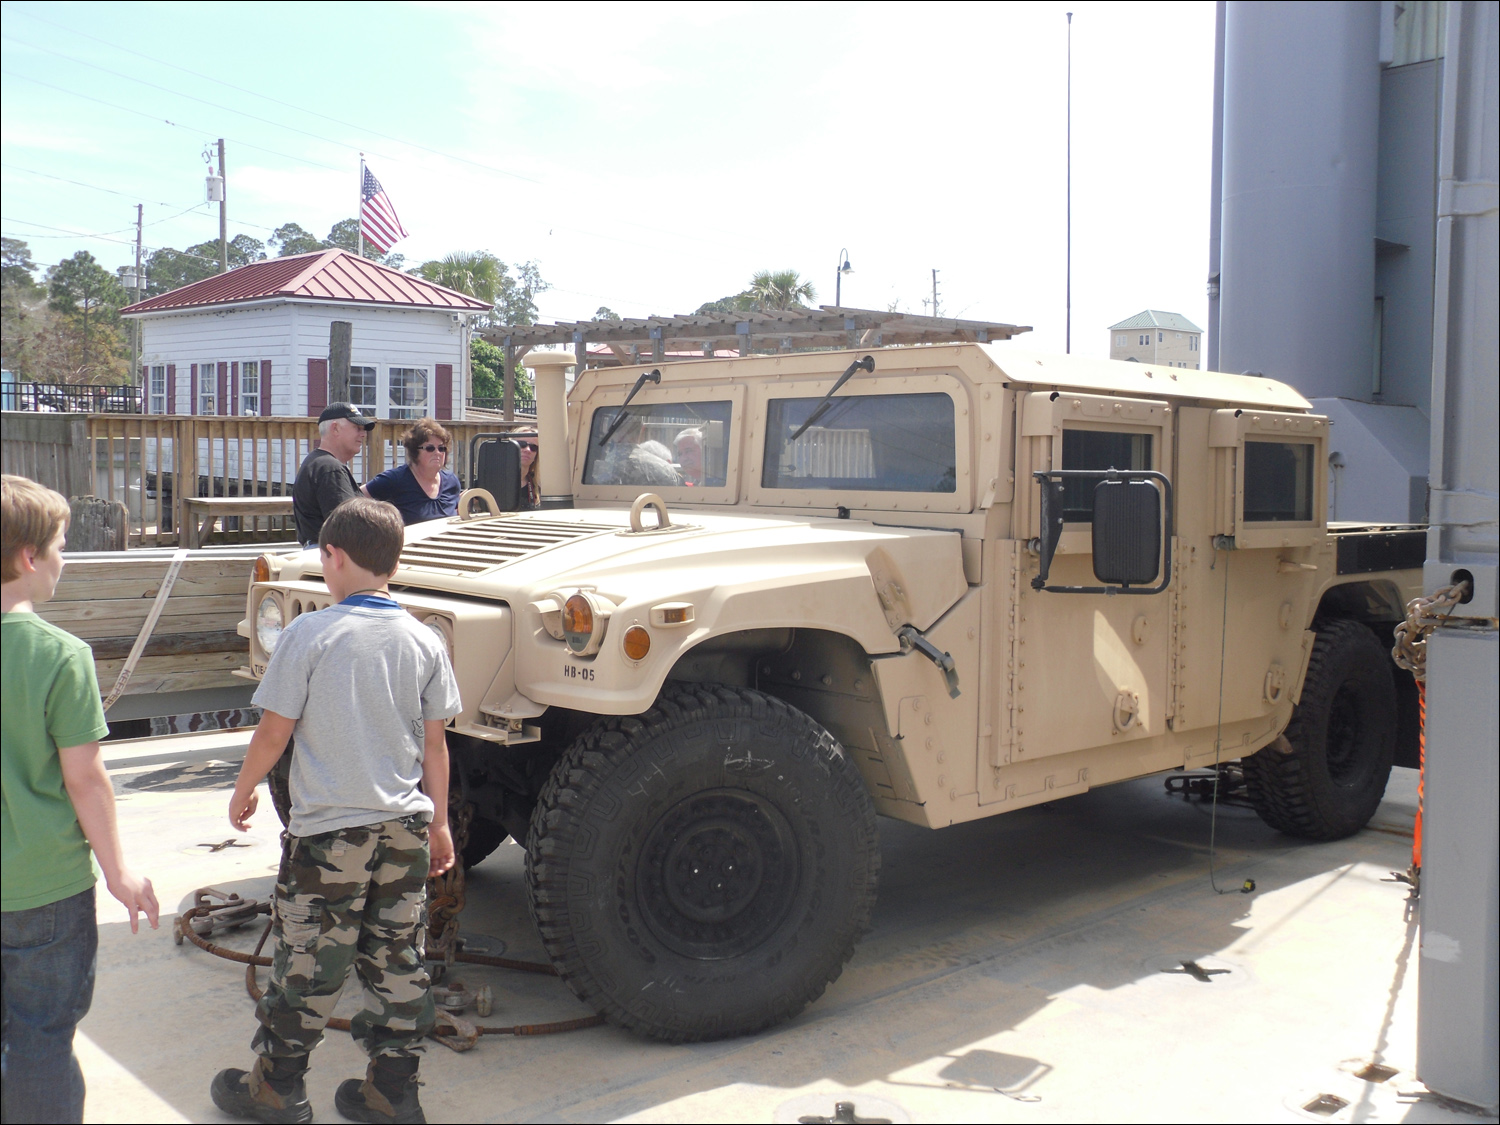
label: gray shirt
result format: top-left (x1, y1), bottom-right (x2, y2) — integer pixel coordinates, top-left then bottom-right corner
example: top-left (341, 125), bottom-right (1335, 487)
top-left (252, 596), bottom-right (462, 837)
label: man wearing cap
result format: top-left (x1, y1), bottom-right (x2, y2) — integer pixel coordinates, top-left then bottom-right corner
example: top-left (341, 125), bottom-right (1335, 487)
top-left (293, 404), bottom-right (376, 547)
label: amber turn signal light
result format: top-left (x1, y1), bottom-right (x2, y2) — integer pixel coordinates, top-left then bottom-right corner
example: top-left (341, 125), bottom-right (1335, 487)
top-left (252, 554), bottom-right (273, 584)
top-left (622, 625), bottom-right (651, 661)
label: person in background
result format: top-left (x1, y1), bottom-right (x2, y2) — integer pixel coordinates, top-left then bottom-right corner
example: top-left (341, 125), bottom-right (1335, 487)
top-left (674, 428), bottom-right (704, 486)
top-left (519, 437), bottom-right (540, 509)
top-left (364, 418), bottom-right (461, 526)
top-left (292, 404), bottom-right (375, 547)
top-left (2, 475), bottom-right (160, 1125)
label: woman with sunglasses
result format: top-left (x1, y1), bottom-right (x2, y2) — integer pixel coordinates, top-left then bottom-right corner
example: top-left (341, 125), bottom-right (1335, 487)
top-left (362, 418), bottom-right (462, 524)
top-left (519, 438), bottom-right (540, 509)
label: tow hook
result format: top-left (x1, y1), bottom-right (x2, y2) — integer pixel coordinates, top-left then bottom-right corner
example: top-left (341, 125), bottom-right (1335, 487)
top-left (896, 625), bottom-right (961, 699)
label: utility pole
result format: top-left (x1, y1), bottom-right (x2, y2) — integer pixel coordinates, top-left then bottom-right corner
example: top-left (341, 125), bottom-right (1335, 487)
top-left (218, 138), bottom-right (228, 273)
top-left (931, 269), bottom-right (941, 319)
top-left (134, 203), bottom-right (143, 393)
top-left (1066, 11), bottom-right (1073, 354)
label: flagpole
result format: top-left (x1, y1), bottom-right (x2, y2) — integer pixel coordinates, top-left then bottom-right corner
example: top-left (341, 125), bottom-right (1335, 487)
top-left (357, 154), bottom-right (365, 258)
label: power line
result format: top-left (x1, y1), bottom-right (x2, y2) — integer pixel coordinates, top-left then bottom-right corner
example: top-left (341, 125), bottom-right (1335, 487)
top-left (0, 70), bottom-right (345, 172)
top-left (11, 10), bottom-right (545, 186)
top-left (0, 163), bottom-right (197, 208)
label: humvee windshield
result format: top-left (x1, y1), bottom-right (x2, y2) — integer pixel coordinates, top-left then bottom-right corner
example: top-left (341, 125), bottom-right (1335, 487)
top-left (583, 401), bottom-right (733, 488)
top-left (763, 392), bottom-right (957, 493)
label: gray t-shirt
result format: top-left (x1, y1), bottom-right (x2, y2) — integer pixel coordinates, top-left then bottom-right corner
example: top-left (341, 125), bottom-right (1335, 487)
top-left (252, 596), bottom-right (462, 837)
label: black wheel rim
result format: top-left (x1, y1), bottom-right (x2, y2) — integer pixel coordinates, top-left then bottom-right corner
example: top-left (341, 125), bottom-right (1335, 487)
top-left (1325, 683), bottom-right (1366, 786)
top-left (637, 788), bottom-right (800, 960)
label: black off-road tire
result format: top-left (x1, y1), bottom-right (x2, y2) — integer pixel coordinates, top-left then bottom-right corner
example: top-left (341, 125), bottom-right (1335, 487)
top-left (526, 684), bottom-right (880, 1042)
top-left (1243, 618), bottom-right (1396, 840)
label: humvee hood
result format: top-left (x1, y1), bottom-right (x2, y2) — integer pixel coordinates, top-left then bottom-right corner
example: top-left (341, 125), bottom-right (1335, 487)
top-left (394, 508), bottom-right (967, 636)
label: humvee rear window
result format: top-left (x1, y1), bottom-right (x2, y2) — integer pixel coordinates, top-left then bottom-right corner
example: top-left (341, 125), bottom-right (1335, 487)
top-left (763, 393), bottom-right (957, 493)
top-left (1244, 440), bottom-right (1314, 522)
top-left (1061, 429), bottom-right (1153, 522)
top-left (583, 401), bottom-right (733, 488)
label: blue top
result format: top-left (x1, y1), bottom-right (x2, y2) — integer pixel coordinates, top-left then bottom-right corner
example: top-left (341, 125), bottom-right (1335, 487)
top-left (365, 463), bottom-right (461, 525)
top-left (340, 593), bottom-right (402, 610)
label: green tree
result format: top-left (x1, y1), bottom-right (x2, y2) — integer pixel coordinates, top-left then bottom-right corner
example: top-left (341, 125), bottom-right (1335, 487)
top-left (748, 269), bottom-right (816, 311)
top-left (143, 234), bottom-right (265, 296)
top-left (47, 251), bottom-right (126, 377)
top-left (415, 251), bottom-right (504, 305)
top-left (469, 336), bottom-right (533, 406)
top-left (494, 260), bottom-right (549, 327)
top-left (269, 222), bottom-right (325, 256)
top-left (2, 237), bottom-right (41, 295)
top-left (594, 306), bottom-right (622, 321)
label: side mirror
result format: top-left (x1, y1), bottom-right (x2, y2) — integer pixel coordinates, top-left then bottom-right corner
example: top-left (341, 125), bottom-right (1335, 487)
top-left (1031, 469), bottom-right (1173, 595)
top-left (474, 438), bottom-right (523, 511)
top-left (1092, 479), bottom-right (1161, 585)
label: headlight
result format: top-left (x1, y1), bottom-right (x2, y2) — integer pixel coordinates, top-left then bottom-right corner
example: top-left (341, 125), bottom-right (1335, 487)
top-left (562, 591), bottom-right (610, 655)
top-left (420, 615), bottom-right (453, 658)
top-left (255, 594), bottom-right (285, 655)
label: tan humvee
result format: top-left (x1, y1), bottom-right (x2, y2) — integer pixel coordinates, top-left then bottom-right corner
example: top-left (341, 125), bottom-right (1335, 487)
top-left (241, 344), bottom-right (1424, 1042)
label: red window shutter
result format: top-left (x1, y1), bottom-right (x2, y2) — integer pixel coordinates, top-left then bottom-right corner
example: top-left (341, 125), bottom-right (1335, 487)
top-left (231, 362), bottom-right (240, 416)
top-left (264, 360), bottom-right (274, 416)
top-left (190, 364), bottom-right (199, 414)
top-left (308, 359), bottom-right (328, 416)
top-left (435, 363), bottom-right (453, 420)
top-left (217, 362), bottom-right (229, 416)
top-left (166, 364), bottom-right (177, 414)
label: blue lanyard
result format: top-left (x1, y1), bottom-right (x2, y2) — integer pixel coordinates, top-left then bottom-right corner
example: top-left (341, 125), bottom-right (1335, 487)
top-left (341, 593), bottom-right (400, 610)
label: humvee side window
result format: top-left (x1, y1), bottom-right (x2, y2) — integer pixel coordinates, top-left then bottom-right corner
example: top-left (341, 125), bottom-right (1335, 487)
top-left (1060, 429), bottom-right (1153, 522)
top-left (763, 393), bottom-right (957, 493)
top-left (1244, 440), bottom-right (1314, 522)
top-left (583, 401), bottom-right (733, 488)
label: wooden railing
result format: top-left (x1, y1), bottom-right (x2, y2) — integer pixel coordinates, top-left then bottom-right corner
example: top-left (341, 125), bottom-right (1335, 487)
top-left (77, 415), bottom-right (531, 547)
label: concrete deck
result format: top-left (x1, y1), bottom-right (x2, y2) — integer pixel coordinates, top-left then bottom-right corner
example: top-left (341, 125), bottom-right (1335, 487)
top-left (77, 748), bottom-right (1496, 1124)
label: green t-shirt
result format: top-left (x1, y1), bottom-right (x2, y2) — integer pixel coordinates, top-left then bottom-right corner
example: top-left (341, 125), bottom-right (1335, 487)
top-left (1, 611), bottom-right (109, 911)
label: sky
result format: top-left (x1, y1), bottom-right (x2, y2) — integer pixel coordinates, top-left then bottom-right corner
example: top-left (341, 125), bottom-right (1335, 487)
top-left (1, 1), bottom-right (1217, 358)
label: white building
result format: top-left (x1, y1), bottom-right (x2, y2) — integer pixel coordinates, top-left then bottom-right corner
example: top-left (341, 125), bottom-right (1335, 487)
top-left (121, 250), bottom-right (490, 419)
top-left (1108, 310), bottom-right (1203, 369)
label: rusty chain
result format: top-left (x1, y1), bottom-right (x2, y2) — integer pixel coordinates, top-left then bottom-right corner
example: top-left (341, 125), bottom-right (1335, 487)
top-left (1391, 579), bottom-right (1473, 682)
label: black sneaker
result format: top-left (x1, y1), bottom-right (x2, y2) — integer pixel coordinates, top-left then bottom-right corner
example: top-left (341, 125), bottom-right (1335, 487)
top-left (334, 1055), bottom-right (425, 1124)
top-left (210, 1056), bottom-right (313, 1124)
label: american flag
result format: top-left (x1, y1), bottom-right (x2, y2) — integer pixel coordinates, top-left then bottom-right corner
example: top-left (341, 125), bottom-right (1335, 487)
top-left (360, 165), bottom-right (408, 253)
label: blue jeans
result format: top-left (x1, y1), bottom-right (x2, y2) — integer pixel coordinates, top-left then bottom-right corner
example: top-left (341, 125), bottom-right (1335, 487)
top-left (1, 887), bottom-right (97, 1125)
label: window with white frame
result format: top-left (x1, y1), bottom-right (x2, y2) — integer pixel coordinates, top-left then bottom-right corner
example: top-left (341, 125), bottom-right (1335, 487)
top-left (148, 365), bottom-right (167, 414)
top-left (387, 367), bottom-right (428, 419)
top-left (198, 360), bottom-right (217, 415)
top-left (1158, 332), bottom-right (1164, 343)
top-left (349, 366), bottom-right (378, 412)
top-left (1116, 334), bottom-right (1126, 347)
top-left (240, 361), bottom-right (261, 416)
top-left (1139, 334), bottom-right (1148, 346)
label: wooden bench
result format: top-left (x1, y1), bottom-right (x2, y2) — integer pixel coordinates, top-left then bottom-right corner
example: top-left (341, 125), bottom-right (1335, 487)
top-left (184, 497), bottom-right (295, 548)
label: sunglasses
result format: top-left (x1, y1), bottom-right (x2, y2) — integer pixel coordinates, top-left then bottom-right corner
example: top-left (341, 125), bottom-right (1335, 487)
top-left (519, 442), bottom-right (538, 451)
top-left (420, 443), bottom-right (448, 454)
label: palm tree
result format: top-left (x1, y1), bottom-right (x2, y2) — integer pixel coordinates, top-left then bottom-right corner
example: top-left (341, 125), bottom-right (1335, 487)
top-left (415, 252), bottom-right (503, 305)
top-left (748, 269), bottom-right (817, 311)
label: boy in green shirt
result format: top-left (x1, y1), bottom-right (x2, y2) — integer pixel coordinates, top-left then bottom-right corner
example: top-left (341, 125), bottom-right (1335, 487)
top-left (1, 475), bottom-right (160, 1125)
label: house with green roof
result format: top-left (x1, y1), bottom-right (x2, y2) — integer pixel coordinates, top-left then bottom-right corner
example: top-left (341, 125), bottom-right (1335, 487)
top-left (1108, 310), bottom-right (1203, 369)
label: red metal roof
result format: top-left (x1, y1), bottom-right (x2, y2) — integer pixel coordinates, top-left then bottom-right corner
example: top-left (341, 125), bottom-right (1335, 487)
top-left (120, 250), bottom-right (491, 315)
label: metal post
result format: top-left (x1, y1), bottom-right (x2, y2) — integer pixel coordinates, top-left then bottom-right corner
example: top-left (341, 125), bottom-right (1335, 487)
top-left (217, 139), bottom-right (228, 274)
top-left (134, 203), bottom-right (143, 393)
top-left (1066, 11), bottom-right (1073, 354)
top-left (358, 155), bottom-right (365, 259)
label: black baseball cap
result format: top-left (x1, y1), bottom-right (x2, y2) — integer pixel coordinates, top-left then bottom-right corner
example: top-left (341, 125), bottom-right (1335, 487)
top-left (319, 403), bottom-right (376, 430)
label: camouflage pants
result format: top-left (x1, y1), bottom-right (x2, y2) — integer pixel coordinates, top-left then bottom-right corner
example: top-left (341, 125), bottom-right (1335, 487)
top-left (253, 815), bottom-right (434, 1061)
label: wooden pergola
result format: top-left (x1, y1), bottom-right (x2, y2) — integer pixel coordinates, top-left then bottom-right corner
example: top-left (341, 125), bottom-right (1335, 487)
top-left (477, 305), bottom-right (1031, 419)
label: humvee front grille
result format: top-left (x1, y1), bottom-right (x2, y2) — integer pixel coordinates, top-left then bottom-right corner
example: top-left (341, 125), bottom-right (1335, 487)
top-left (398, 518), bottom-right (620, 575)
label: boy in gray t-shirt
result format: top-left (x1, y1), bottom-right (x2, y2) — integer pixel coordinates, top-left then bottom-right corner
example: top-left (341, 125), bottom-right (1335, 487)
top-left (212, 497), bottom-right (460, 1125)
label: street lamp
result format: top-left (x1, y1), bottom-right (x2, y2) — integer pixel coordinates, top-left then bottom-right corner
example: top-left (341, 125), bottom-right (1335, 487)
top-left (835, 249), bottom-right (854, 307)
